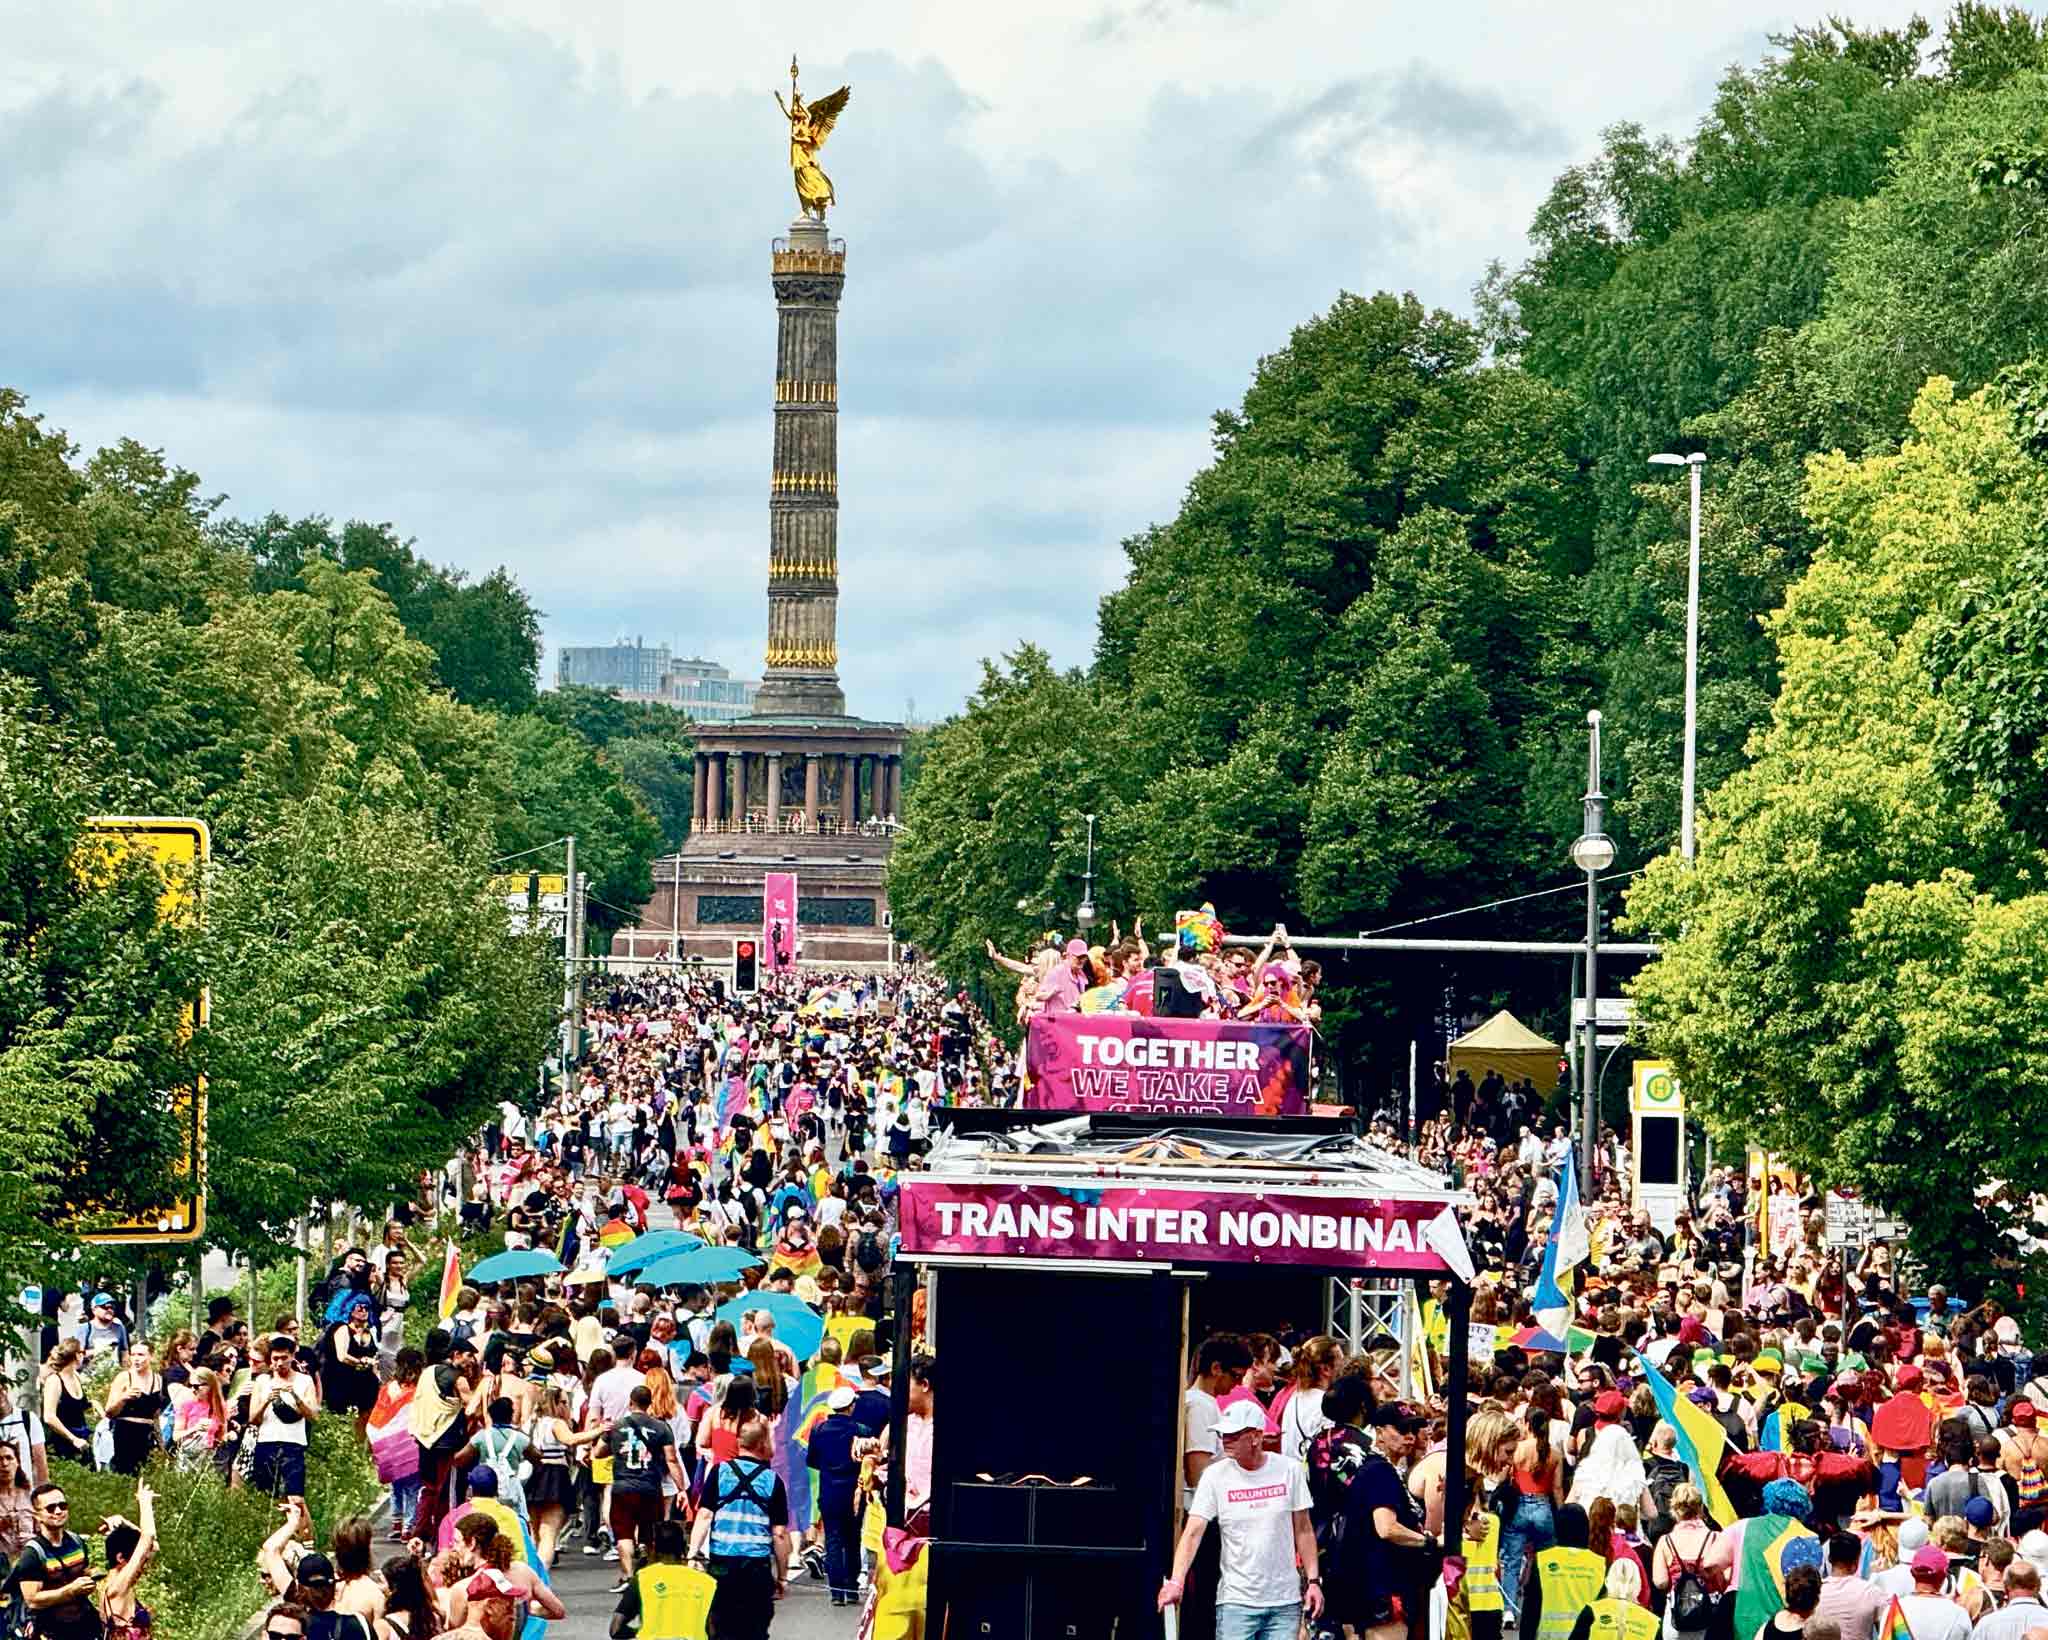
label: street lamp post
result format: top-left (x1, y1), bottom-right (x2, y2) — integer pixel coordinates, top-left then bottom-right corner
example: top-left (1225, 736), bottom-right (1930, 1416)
top-left (1075, 812), bottom-right (1097, 933)
top-left (1569, 710), bottom-right (1615, 1183)
top-left (1649, 451), bottom-right (1706, 860)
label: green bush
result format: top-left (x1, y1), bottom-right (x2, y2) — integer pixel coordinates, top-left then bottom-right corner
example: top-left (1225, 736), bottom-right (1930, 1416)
top-left (48, 1413), bottom-right (380, 1640)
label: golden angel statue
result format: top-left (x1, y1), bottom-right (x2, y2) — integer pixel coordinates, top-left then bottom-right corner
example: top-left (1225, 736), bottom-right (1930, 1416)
top-left (775, 57), bottom-right (850, 221)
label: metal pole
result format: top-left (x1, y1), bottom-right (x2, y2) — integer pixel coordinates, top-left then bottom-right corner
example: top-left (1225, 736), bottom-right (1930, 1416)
top-left (1682, 455), bottom-right (1703, 861)
top-left (1445, 1279), bottom-right (1472, 1568)
top-left (1582, 720), bottom-right (1605, 1185)
top-left (561, 836), bottom-right (577, 1067)
top-left (1217, 934), bottom-right (1658, 956)
top-left (294, 1214), bottom-right (307, 1328)
top-left (671, 855), bottom-right (681, 964)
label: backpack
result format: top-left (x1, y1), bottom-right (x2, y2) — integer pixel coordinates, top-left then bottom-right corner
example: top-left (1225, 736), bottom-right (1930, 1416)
top-left (0, 1554), bottom-right (28, 1640)
top-left (1668, 1531), bottom-right (1728, 1637)
top-left (2017, 1433), bottom-right (2048, 1507)
top-left (854, 1231), bottom-right (885, 1274)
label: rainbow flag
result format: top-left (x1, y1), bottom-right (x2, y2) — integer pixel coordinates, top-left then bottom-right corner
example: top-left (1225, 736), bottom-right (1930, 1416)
top-left (437, 1240), bottom-right (461, 1321)
top-left (718, 1076), bottom-right (750, 1128)
top-left (792, 1388), bottom-right (837, 1451)
top-left (599, 1219), bottom-right (635, 1249)
top-left (1878, 1597), bottom-right (1913, 1640)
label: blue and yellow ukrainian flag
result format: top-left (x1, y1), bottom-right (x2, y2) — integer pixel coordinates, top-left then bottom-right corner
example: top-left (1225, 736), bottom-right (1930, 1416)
top-left (1632, 1348), bottom-right (1736, 1526)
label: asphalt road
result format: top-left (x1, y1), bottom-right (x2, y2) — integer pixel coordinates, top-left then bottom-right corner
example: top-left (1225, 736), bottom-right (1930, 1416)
top-left (546, 1535), bottom-right (853, 1640)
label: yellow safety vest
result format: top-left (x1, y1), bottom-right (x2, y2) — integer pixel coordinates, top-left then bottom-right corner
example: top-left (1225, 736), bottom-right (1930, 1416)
top-left (635, 1561), bottom-right (715, 1640)
top-left (1450, 1513), bottom-right (1503, 1640)
top-left (1533, 1546), bottom-right (1607, 1640)
top-left (1464, 1513), bottom-right (1503, 1612)
top-left (1591, 1597), bottom-right (1660, 1640)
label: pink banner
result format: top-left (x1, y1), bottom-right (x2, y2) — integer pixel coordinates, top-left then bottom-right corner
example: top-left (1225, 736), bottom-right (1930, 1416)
top-left (1024, 1014), bottom-right (1310, 1116)
top-left (763, 872), bottom-right (798, 972)
top-left (899, 1179), bottom-right (1454, 1272)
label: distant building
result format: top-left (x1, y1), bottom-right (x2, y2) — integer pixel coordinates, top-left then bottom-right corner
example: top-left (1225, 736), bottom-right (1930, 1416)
top-left (663, 656), bottom-right (760, 724)
top-left (557, 638), bottom-right (670, 695)
top-left (553, 639), bottom-right (760, 724)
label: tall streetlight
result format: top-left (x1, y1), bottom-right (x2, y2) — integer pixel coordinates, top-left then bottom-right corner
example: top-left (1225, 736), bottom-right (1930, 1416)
top-left (1075, 812), bottom-right (1098, 932)
top-left (1649, 451), bottom-right (1706, 860)
top-left (1569, 710), bottom-right (1615, 1182)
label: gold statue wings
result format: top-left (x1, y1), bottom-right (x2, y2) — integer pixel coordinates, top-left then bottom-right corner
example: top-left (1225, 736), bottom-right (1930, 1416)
top-left (804, 85), bottom-right (851, 147)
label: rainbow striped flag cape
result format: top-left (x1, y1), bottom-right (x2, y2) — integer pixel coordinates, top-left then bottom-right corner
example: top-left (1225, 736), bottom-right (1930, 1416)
top-left (1877, 1597), bottom-right (1913, 1640)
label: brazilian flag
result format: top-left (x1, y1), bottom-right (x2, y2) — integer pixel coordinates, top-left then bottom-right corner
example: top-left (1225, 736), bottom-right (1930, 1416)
top-left (1735, 1516), bottom-right (1822, 1640)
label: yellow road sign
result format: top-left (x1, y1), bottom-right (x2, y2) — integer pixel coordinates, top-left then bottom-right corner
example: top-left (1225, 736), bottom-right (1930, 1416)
top-left (77, 816), bottom-right (209, 1244)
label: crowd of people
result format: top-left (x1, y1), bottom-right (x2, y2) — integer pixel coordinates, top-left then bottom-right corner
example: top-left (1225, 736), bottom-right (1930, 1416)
top-left (1161, 1103), bottom-right (2048, 1640)
top-left (988, 913), bottom-right (1325, 1029)
top-left (5, 964), bottom-right (970, 1640)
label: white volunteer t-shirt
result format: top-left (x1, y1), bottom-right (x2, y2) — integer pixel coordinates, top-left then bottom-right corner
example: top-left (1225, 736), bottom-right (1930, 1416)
top-left (1190, 1453), bottom-right (1312, 1609)
top-left (1183, 1387), bottom-right (1223, 1507)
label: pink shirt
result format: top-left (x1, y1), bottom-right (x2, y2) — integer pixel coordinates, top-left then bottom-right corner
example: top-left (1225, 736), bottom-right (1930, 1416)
top-left (1036, 963), bottom-right (1085, 1015)
top-left (1215, 1385), bottom-right (1281, 1435)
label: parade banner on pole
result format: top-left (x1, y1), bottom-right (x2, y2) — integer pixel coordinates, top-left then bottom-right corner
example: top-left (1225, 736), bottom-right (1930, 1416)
top-left (763, 872), bottom-right (798, 972)
top-left (1023, 1014), bottom-right (1311, 1116)
top-left (899, 1178), bottom-right (1461, 1273)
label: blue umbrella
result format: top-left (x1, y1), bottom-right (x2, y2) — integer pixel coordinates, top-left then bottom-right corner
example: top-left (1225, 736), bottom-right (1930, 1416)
top-left (715, 1291), bottom-right (825, 1364)
top-left (606, 1229), bottom-right (706, 1276)
top-left (635, 1245), bottom-right (764, 1288)
top-left (465, 1248), bottom-right (564, 1285)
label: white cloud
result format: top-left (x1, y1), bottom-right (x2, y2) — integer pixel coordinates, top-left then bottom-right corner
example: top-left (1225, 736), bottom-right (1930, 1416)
top-left (3, 0), bottom-right (1929, 717)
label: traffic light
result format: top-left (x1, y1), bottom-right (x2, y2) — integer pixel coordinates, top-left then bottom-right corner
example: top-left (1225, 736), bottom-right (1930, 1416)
top-left (734, 938), bottom-right (758, 994)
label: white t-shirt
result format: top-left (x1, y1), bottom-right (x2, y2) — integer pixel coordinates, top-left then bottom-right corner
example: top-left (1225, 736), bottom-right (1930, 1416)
top-left (1190, 1454), bottom-right (1312, 1609)
top-left (1280, 1386), bottom-right (1328, 1463)
top-left (1184, 1387), bottom-right (1223, 1506)
top-left (1896, 1595), bottom-right (1971, 1640)
top-left (0, 1407), bottom-right (44, 1475)
top-left (254, 1372), bottom-right (318, 1447)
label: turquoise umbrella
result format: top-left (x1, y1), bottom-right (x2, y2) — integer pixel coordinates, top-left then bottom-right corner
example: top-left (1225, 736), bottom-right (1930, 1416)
top-left (715, 1291), bottom-right (825, 1363)
top-left (607, 1229), bottom-right (706, 1277)
top-left (465, 1248), bottom-right (563, 1284)
top-left (635, 1245), bottom-right (764, 1288)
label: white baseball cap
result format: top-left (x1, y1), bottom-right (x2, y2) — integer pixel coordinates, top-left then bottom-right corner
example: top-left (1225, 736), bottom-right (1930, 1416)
top-left (1215, 1401), bottom-right (1267, 1438)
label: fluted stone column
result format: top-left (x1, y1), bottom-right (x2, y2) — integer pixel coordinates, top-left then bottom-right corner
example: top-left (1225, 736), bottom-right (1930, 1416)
top-left (692, 753), bottom-right (708, 826)
top-left (707, 754), bottom-right (725, 834)
top-left (766, 753), bottom-right (783, 832)
top-left (839, 755), bottom-right (856, 829)
top-left (757, 219), bottom-right (848, 718)
top-left (731, 753), bottom-right (749, 830)
top-left (885, 755), bottom-right (901, 819)
top-left (804, 753), bottom-right (821, 833)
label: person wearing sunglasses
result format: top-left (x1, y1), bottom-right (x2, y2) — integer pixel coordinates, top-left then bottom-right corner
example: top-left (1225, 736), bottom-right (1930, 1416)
top-left (14, 1482), bottom-right (100, 1640)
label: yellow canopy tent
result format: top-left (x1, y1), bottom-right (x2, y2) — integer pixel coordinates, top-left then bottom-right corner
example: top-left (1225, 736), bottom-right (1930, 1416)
top-left (1447, 1010), bottom-right (1562, 1093)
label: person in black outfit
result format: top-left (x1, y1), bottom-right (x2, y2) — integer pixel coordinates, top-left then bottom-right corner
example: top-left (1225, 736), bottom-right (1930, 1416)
top-left (1334, 1404), bottom-right (1437, 1640)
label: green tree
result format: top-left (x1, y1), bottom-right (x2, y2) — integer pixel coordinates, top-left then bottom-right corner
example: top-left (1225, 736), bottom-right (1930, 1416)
top-left (487, 712), bottom-right (662, 939)
top-left (887, 648), bottom-right (1127, 999)
top-left (1809, 69), bottom-right (2048, 444)
top-left (0, 694), bottom-right (204, 1316)
top-left (201, 777), bottom-right (557, 1245)
top-left (1627, 379), bottom-right (2048, 1294)
top-left (220, 513), bottom-right (542, 711)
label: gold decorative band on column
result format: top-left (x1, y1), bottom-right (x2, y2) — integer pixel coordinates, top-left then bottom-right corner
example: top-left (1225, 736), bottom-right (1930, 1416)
top-left (771, 470), bottom-right (839, 496)
top-left (767, 551), bottom-right (839, 583)
top-left (765, 640), bottom-right (839, 669)
top-left (770, 246), bottom-right (846, 275)
top-left (774, 380), bottom-right (839, 404)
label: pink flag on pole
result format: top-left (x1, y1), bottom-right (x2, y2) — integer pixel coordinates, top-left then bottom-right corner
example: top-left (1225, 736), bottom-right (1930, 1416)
top-left (763, 872), bottom-right (799, 972)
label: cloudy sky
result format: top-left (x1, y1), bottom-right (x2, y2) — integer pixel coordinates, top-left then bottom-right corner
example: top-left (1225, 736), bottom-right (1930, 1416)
top-left (4, 0), bottom-right (1925, 722)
